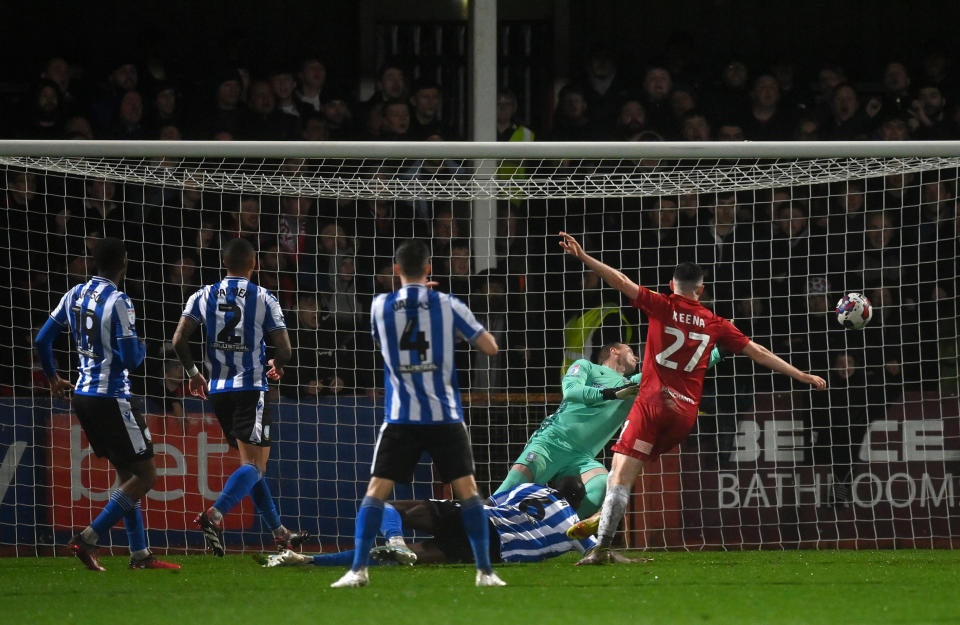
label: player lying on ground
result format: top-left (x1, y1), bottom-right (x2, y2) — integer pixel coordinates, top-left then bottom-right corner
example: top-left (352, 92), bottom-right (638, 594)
top-left (558, 232), bottom-right (826, 564)
top-left (496, 341), bottom-right (722, 519)
top-left (259, 482), bottom-right (645, 568)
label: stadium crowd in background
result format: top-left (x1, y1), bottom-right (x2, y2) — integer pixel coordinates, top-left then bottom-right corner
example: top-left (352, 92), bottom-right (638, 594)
top-left (3, 48), bottom-right (960, 142)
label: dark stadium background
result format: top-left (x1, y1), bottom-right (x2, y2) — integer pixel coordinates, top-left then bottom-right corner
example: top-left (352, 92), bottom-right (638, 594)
top-left (1, 0), bottom-right (959, 138)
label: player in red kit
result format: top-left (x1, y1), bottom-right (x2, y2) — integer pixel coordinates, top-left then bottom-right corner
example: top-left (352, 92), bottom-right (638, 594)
top-left (558, 232), bottom-right (826, 564)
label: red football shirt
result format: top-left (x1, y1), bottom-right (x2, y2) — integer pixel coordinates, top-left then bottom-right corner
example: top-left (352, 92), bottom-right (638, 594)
top-left (632, 287), bottom-right (750, 417)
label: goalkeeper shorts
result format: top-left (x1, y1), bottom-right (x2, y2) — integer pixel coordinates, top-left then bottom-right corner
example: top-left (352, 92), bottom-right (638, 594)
top-left (510, 439), bottom-right (604, 483)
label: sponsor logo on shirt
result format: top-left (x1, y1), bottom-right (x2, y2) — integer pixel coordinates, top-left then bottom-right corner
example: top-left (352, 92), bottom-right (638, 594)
top-left (633, 439), bottom-right (653, 454)
top-left (212, 342), bottom-right (248, 352)
top-left (664, 386), bottom-right (695, 405)
top-left (398, 362), bottom-right (439, 373)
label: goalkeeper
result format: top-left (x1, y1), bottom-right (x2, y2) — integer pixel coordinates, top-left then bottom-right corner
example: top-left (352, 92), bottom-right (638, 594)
top-left (494, 342), bottom-right (722, 518)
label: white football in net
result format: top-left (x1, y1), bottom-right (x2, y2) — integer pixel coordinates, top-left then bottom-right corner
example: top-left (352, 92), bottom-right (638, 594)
top-left (835, 292), bottom-right (873, 330)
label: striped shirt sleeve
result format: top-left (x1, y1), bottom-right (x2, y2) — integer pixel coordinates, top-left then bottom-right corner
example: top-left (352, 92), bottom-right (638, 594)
top-left (113, 294), bottom-right (138, 338)
top-left (49, 287), bottom-right (73, 326)
top-left (262, 291), bottom-right (286, 331)
top-left (370, 294), bottom-right (384, 344)
top-left (448, 294), bottom-right (485, 342)
top-left (182, 288), bottom-right (203, 321)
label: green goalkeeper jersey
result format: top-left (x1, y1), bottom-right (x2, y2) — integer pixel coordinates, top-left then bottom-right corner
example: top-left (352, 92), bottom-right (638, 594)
top-left (531, 348), bottom-right (723, 458)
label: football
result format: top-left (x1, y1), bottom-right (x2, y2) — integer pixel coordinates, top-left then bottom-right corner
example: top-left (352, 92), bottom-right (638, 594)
top-left (835, 292), bottom-right (873, 330)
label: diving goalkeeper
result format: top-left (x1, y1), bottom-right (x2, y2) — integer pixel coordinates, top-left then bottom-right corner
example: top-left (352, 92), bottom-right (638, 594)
top-left (495, 341), bottom-right (722, 518)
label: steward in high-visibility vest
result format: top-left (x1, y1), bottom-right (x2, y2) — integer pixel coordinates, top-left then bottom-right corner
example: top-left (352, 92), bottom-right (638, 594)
top-left (496, 89), bottom-right (535, 207)
top-left (561, 304), bottom-right (635, 378)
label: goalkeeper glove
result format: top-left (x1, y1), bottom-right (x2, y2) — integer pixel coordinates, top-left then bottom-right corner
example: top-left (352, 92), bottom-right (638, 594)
top-left (601, 384), bottom-right (639, 400)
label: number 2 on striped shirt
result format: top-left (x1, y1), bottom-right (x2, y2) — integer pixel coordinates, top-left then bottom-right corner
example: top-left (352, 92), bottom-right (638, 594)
top-left (217, 302), bottom-right (243, 345)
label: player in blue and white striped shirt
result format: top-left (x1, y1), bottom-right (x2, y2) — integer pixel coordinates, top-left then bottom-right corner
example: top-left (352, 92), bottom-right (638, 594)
top-left (34, 237), bottom-right (179, 571)
top-left (370, 262), bottom-right (487, 424)
top-left (333, 239), bottom-right (505, 588)
top-left (261, 480), bottom-right (596, 569)
top-left (172, 237), bottom-right (306, 556)
top-left (486, 482), bottom-right (596, 562)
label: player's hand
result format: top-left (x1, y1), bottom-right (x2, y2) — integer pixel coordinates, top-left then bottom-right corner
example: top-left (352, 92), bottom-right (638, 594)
top-left (188, 372), bottom-right (209, 399)
top-left (601, 383), bottom-right (638, 400)
top-left (267, 358), bottom-right (284, 381)
top-left (48, 375), bottom-right (73, 399)
top-left (425, 280), bottom-right (440, 289)
top-left (558, 231), bottom-right (586, 260)
top-left (802, 374), bottom-right (827, 391)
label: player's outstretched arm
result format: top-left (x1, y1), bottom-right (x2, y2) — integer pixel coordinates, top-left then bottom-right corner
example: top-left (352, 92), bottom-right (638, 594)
top-left (558, 232), bottom-right (639, 301)
top-left (740, 341), bottom-right (827, 390)
top-left (473, 331), bottom-right (499, 356)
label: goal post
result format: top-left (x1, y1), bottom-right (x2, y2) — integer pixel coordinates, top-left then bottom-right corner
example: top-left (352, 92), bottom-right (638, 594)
top-left (1, 139), bottom-right (958, 555)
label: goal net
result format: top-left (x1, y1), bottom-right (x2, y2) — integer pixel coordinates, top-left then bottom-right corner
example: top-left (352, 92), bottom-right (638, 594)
top-left (1, 140), bottom-right (958, 555)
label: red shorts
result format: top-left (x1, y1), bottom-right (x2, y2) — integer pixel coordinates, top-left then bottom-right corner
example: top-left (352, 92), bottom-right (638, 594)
top-left (611, 397), bottom-right (697, 462)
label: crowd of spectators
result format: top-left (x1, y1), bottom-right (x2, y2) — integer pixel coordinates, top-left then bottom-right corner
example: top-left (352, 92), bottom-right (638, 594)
top-left (0, 49), bottom-right (958, 453)
top-left (3, 167), bottom-right (958, 422)
top-left (4, 48), bottom-right (960, 143)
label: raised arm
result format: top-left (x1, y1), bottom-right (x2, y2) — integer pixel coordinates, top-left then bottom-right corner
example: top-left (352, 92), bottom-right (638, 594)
top-left (558, 232), bottom-right (639, 301)
top-left (740, 340), bottom-right (827, 390)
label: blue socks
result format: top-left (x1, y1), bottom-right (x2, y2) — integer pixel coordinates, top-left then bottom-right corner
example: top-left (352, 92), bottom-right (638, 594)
top-left (350, 496), bottom-right (384, 571)
top-left (315, 502), bottom-right (406, 567)
top-left (460, 495), bottom-right (492, 573)
top-left (381, 503), bottom-right (403, 540)
top-left (90, 489), bottom-right (136, 537)
top-left (214, 463), bottom-right (261, 516)
top-left (250, 478), bottom-right (282, 531)
top-left (314, 550), bottom-right (358, 566)
top-left (123, 502), bottom-right (147, 553)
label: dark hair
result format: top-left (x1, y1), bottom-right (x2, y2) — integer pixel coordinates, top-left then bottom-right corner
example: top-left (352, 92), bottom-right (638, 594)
top-left (394, 239), bottom-right (430, 277)
top-left (377, 58), bottom-right (407, 80)
top-left (93, 237), bottom-right (127, 274)
top-left (551, 475), bottom-right (586, 511)
top-left (412, 79), bottom-right (441, 94)
top-left (596, 342), bottom-right (625, 364)
top-left (222, 237), bottom-right (255, 272)
top-left (673, 261), bottom-right (705, 285)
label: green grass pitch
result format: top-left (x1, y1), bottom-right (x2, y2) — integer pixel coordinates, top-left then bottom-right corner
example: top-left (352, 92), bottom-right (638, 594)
top-left (2, 550), bottom-right (958, 625)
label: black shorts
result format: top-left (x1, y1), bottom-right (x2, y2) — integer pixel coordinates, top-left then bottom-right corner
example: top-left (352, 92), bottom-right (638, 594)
top-left (423, 499), bottom-right (502, 564)
top-left (73, 395), bottom-right (153, 466)
top-left (371, 422), bottom-right (475, 484)
top-left (210, 390), bottom-right (272, 448)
